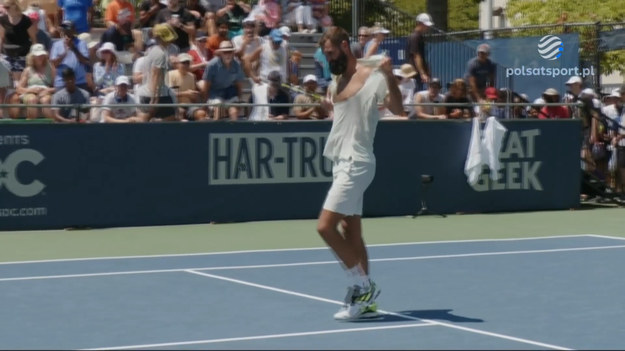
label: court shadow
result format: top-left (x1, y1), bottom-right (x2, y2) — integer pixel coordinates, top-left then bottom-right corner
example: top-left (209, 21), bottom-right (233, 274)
top-left (349, 309), bottom-right (484, 323)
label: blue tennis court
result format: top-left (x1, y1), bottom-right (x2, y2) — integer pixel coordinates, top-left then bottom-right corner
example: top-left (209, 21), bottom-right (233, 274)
top-left (1, 234), bottom-right (624, 350)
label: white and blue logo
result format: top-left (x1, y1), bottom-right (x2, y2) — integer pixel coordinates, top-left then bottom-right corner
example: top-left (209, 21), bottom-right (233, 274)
top-left (538, 35), bottom-right (563, 60)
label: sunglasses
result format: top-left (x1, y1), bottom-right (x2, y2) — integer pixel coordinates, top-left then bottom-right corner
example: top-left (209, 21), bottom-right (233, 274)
top-left (358, 34), bottom-right (370, 37)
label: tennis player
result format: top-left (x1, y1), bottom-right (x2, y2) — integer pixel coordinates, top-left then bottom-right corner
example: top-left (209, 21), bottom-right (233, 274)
top-left (316, 26), bottom-right (404, 320)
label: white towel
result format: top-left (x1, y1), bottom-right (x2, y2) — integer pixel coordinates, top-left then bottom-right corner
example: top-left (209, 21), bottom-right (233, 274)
top-left (249, 82), bottom-right (269, 121)
top-left (482, 116), bottom-right (508, 180)
top-left (464, 117), bottom-right (485, 185)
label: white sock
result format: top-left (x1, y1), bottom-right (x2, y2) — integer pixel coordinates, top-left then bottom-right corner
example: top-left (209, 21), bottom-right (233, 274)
top-left (346, 264), bottom-right (370, 289)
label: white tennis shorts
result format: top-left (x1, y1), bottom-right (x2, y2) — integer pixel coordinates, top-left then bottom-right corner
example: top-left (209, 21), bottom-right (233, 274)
top-left (322, 158), bottom-right (376, 216)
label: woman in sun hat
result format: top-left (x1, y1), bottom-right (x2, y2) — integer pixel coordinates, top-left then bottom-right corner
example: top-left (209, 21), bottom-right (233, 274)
top-left (8, 43), bottom-right (56, 119)
top-left (93, 42), bottom-right (126, 97)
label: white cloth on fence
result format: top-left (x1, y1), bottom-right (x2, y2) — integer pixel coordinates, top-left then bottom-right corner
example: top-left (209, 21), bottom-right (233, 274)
top-left (249, 81), bottom-right (269, 121)
top-left (464, 116), bottom-right (508, 185)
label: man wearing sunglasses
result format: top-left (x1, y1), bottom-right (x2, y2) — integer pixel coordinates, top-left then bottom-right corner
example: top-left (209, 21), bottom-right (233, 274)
top-left (350, 26), bottom-right (370, 59)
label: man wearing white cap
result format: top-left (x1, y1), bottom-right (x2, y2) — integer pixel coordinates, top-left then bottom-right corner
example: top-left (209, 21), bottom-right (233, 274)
top-left (101, 75), bottom-right (141, 122)
top-left (293, 74), bottom-right (327, 119)
top-left (406, 13), bottom-right (433, 91)
top-left (232, 16), bottom-right (263, 62)
top-left (363, 25), bottom-right (389, 58)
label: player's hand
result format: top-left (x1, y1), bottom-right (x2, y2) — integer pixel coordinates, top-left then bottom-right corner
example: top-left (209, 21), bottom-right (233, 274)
top-left (378, 56), bottom-right (394, 77)
top-left (320, 97), bottom-right (333, 112)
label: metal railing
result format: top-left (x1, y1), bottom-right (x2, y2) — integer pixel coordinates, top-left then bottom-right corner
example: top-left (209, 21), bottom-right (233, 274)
top-left (0, 101), bottom-right (586, 122)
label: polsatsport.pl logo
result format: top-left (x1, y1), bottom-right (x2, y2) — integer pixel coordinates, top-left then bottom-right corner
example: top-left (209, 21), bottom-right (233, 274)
top-left (505, 35), bottom-right (596, 78)
top-left (538, 35), bottom-right (563, 60)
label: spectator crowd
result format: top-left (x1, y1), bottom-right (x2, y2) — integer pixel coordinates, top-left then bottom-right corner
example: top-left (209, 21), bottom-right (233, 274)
top-left (1, 1), bottom-right (625, 194)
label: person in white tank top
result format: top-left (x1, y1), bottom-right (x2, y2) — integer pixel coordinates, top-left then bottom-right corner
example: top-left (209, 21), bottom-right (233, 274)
top-left (414, 77), bottom-right (446, 119)
top-left (316, 26), bottom-right (404, 321)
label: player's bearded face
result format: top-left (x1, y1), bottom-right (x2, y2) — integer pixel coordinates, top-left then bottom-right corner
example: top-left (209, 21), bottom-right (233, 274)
top-left (328, 48), bottom-right (348, 75)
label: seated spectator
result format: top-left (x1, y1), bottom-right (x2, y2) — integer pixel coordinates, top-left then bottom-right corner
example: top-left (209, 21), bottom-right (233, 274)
top-left (9, 44), bottom-right (55, 120)
top-left (414, 77), bottom-right (445, 119)
top-left (216, 0), bottom-right (251, 39)
top-left (206, 16), bottom-right (230, 58)
top-left (139, 0), bottom-right (166, 32)
top-left (527, 105), bottom-right (541, 119)
top-left (50, 20), bottom-right (91, 91)
top-left (0, 57), bottom-right (12, 118)
top-left (246, 29), bottom-right (287, 84)
top-left (539, 88), bottom-right (570, 119)
top-left (99, 8), bottom-right (138, 59)
top-left (186, 0), bottom-right (209, 30)
top-left (233, 16), bottom-right (263, 80)
top-left (104, 0), bottom-right (135, 27)
top-left (137, 23), bottom-right (178, 121)
top-left (396, 64), bottom-right (417, 116)
top-left (265, 70), bottom-right (290, 120)
top-left (24, 2), bottom-right (58, 39)
top-left (351, 26), bottom-right (371, 59)
top-left (202, 40), bottom-right (245, 120)
top-left (202, 0), bottom-right (223, 36)
top-left (188, 31), bottom-right (210, 84)
top-left (51, 67), bottom-right (91, 123)
top-left (25, 11), bottom-right (51, 51)
top-left (93, 42), bottom-right (126, 97)
top-left (58, 0), bottom-right (93, 34)
top-left (364, 25), bottom-right (389, 58)
top-left (293, 74), bottom-right (327, 120)
top-left (0, 0), bottom-right (37, 81)
top-left (166, 53), bottom-right (206, 120)
top-left (309, 0), bottom-right (332, 32)
top-left (252, 0), bottom-right (280, 37)
top-left (465, 43), bottom-right (496, 102)
top-left (296, 0), bottom-right (315, 33)
top-left (479, 86), bottom-right (504, 119)
top-left (156, 0), bottom-right (196, 52)
top-left (101, 76), bottom-right (142, 122)
top-left (288, 50), bottom-right (301, 87)
top-left (313, 37), bottom-right (330, 93)
top-left (444, 78), bottom-right (474, 119)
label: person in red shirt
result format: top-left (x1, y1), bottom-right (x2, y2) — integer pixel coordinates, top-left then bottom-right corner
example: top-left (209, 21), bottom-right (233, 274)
top-left (539, 88), bottom-right (570, 119)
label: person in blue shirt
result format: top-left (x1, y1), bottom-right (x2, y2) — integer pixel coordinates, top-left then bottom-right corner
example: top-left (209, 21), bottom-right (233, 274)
top-left (201, 40), bottom-right (245, 120)
top-left (50, 20), bottom-right (91, 92)
top-left (58, 0), bottom-right (93, 33)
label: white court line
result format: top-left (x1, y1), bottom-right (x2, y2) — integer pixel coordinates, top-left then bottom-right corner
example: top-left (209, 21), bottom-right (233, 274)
top-left (586, 234), bottom-right (625, 241)
top-left (2, 244), bottom-right (625, 282)
top-left (84, 323), bottom-right (434, 350)
top-left (86, 270), bottom-right (571, 350)
top-left (0, 234), bottom-right (595, 265)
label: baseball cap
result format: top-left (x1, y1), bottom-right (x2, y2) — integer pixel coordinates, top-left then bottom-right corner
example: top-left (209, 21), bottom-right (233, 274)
top-left (581, 88), bottom-right (597, 98)
top-left (372, 26), bottom-right (390, 34)
top-left (485, 87), bottom-right (498, 99)
top-left (543, 88), bottom-right (559, 96)
top-left (29, 43), bottom-right (47, 57)
top-left (196, 31), bottom-right (208, 41)
top-left (60, 20), bottom-right (75, 31)
top-left (115, 76), bottom-right (130, 86)
top-left (280, 26), bottom-right (291, 38)
top-left (177, 53), bottom-right (192, 62)
top-left (477, 43), bottom-right (491, 54)
top-left (303, 74), bottom-right (317, 83)
top-left (270, 29), bottom-right (283, 44)
top-left (416, 13), bottom-right (434, 27)
top-left (565, 76), bottom-right (582, 85)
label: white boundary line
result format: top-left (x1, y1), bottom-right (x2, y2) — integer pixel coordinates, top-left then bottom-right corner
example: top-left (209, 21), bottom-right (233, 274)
top-left (586, 234), bottom-right (625, 241)
top-left (2, 244), bottom-right (625, 282)
top-left (0, 245), bottom-right (625, 282)
top-left (86, 270), bottom-right (571, 350)
top-left (0, 234), bottom-right (601, 266)
top-left (84, 323), bottom-right (434, 350)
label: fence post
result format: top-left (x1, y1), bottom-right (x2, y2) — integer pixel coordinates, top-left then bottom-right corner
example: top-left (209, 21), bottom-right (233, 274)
top-left (594, 21), bottom-right (602, 90)
top-left (352, 0), bottom-right (359, 38)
